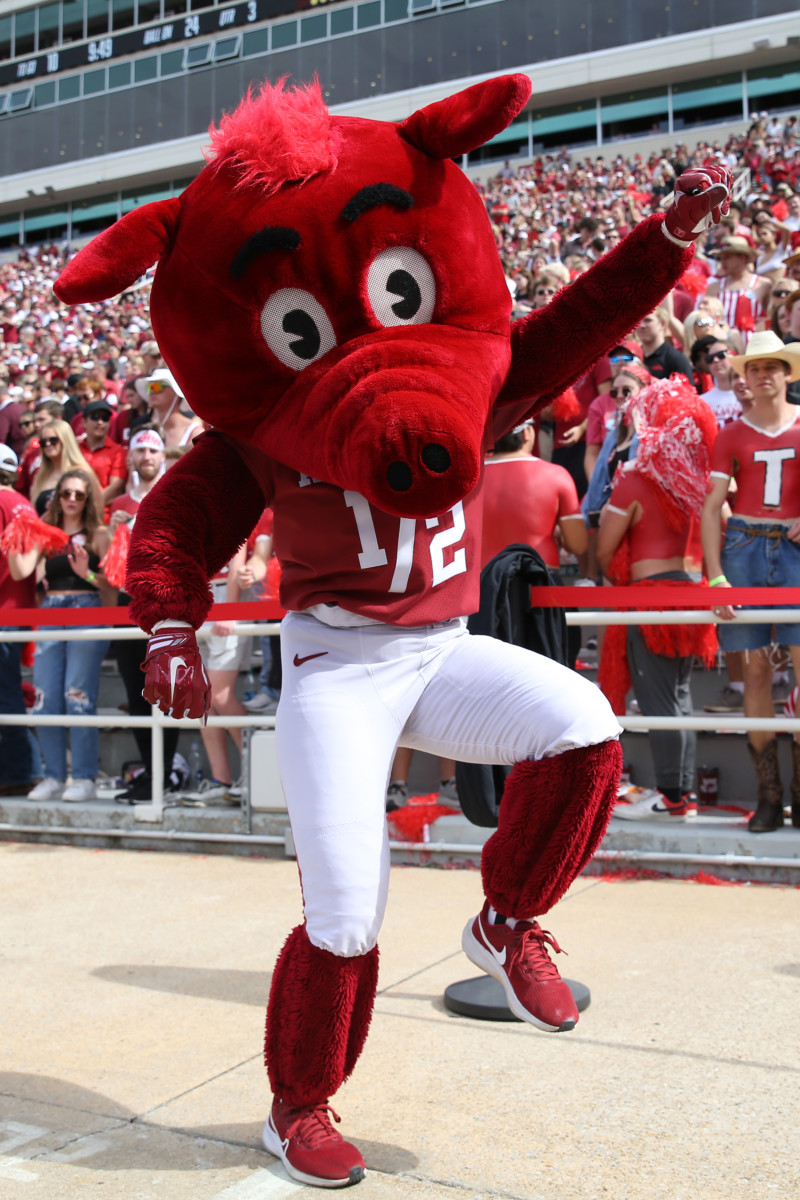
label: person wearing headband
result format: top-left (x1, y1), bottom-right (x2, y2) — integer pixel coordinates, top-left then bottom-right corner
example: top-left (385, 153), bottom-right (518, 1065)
top-left (109, 427), bottom-right (174, 805)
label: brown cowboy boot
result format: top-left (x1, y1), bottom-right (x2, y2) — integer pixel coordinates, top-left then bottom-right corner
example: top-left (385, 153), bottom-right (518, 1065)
top-left (747, 739), bottom-right (784, 833)
top-left (791, 740), bottom-right (800, 830)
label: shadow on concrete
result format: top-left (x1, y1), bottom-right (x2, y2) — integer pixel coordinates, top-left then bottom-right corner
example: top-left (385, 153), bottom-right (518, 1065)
top-left (0, 1071), bottom-right (133, 1120)
top-left (775, 962), bottom-right (800, 978)
top-left (0, 1074), bottom-right (419, 1176)
top-left (92, 964), bottom-right (272, 1006)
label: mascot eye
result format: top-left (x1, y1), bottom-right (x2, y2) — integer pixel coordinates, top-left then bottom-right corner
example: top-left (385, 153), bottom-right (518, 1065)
top-left (367, 247), bottom-right (436, 327)
top-left (260, 288), bottom-right (337, 370)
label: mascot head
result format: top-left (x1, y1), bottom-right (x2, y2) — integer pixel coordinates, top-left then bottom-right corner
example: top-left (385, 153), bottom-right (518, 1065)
top-left (54, 73), bottom-right (531, 517)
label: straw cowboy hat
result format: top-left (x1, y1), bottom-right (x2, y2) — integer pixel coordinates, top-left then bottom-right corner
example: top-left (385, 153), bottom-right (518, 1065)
top-left (716, 235), bottom-right (758, 261)
top-left (730, 330), bottom-right (800, 382)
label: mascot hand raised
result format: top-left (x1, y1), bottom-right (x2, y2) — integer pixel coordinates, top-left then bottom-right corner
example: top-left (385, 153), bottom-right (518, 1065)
top-left (142, 622), bottom-right (210, 719)
top-left (663, 165), bottom-right (732, 245)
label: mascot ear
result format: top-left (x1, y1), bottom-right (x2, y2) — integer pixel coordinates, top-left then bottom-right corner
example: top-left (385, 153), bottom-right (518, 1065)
top-left (53, 196), bottom-right (181, 303)
top-left (399, 73), bottom-right (531, 160)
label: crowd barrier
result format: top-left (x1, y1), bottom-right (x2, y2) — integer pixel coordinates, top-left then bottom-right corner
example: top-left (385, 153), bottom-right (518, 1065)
top-left (3, 589), bottom-right (800, 826)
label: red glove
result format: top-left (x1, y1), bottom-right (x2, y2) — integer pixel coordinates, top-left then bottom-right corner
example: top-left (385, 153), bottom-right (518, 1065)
top-left (663, 166), bottom-right (732, 244)
top-left (141, 621), bottom-right (211, 719)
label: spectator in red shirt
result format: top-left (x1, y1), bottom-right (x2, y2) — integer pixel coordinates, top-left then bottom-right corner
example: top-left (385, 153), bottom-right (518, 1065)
top-left (0, 442), bottom-right (43, 794)
top-left (79, 399), bottom-right (128, 517)
top-left (584, 342), bottom-right (646, 481)
top-left (482, 421), bottom-right (587, 570)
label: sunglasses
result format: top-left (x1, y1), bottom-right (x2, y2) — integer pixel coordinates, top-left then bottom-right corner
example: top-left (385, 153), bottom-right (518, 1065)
top-left (40, 436), bottom-right (61, 449)
top-left (695, 317), bottom-right (717, 328)
top-left (19, 419), bottom-right (34, 428)
top-left (147, 380), bottom-right (170, 393)
top-left (76, 392), bottom-right (94, 399)
top-left (609, 386), bottom-right (634, 399)
top-left (86, 411), bottom-right (110, 421)
top-left (59, 488), bottom-right (87, 501)
top-left (706, 350), bottom-right (729, 363)
top-left (773, 289), bottom-right (793, 298)
top-left (535, 287), bottom-right (557, 296)
top-left (609, 353), bottom-right (634, 363)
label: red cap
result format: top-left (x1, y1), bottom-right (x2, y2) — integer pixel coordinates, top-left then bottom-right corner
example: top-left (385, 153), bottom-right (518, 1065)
top-left (610, 338), bottom-right (644, 360)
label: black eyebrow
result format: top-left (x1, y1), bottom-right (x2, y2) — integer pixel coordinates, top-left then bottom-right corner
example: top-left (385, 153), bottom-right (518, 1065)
top-left (230, 226), bottom-right (301, 279)
top-left (341, 183), bottom-right (415, 224)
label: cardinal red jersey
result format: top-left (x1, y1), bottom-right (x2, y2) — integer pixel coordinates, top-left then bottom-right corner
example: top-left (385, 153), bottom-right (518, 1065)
top-left (481, 455), bottom-right (582, 568)
top-left (607, 469), bottom-right (697, 565)
top-left (109, 492), bottom-right (141, 522)
top-left (711, 412), bottom-right (800, 518)
top-left (226, 435), bottom-right (483, 625)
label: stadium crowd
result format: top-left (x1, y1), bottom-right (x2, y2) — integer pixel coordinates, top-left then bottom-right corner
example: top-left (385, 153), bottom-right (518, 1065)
top-left (2, 110), bottom-right (800, 828)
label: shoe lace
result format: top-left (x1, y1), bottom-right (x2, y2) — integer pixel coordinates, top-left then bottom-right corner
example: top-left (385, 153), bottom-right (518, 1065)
top-left (518, 922), bottom-right (567, 981)
top-left (284, 1104), bottom-right (342, 1147)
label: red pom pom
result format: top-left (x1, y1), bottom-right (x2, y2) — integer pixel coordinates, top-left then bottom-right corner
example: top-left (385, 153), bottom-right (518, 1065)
top-left (552, 387), bottom-right (581, 424)
top-left (100, 522), bottom-right (131, 589)
top-left (0, 511), bottom-right (69, 555)
top-left (679, 266), bottom-right (708, 297)
top-left (265, 554), bottom-right (282, 601)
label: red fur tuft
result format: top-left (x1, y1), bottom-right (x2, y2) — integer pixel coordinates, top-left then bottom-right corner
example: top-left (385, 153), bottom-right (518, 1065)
top-left (265, 925), bottom-right (379, 1107)
top-left (205, 75), bottom-right (336, 194)
top-left (481, 741), bottom-right (623, 917)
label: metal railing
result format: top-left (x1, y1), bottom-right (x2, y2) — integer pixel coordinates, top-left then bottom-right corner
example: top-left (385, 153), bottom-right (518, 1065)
top-left (2, 607), bottom-right (800, 837)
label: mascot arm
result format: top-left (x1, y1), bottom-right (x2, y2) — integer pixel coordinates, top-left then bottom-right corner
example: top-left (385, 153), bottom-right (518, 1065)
top-left (126, 432), bottom-right (267, 632)
top-left (493, 212), bottom-right (694, 434)
top-left (126, 434), bottom-right (267, 720)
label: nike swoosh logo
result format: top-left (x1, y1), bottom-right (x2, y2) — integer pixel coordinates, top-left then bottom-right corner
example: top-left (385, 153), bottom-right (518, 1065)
top-left (293, 652), bottom-right (329, 667)
top-left (169, 656), bottom-right (186, 704)
top-left (476, 918), bottom-right (507, 966)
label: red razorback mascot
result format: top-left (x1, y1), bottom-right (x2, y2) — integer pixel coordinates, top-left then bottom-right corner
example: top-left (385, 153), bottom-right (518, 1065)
top-left (55, 75), bottom-right (729, 1188)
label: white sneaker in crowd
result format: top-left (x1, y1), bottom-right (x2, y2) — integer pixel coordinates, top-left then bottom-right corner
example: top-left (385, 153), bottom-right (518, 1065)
top-left (180, 778), bottom-right (241, 807)
top-left (244, 691), bottom-right (279, 714)
top-left (27, 777), bottom-right (64, 802)
top-left (62, 779), bottom-right (97, 803)
top-left (437, 777), bottom-right (461, 810)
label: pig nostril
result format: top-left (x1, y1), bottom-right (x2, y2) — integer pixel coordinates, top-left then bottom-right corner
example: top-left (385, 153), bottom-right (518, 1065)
top-left (421, 443), bottom-right (451, 474)
top-left (387, 462), bottom-right (413, 492)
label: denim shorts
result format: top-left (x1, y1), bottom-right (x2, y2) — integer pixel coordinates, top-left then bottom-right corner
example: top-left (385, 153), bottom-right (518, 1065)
top-left (718, 518), bottom-right (800, 651)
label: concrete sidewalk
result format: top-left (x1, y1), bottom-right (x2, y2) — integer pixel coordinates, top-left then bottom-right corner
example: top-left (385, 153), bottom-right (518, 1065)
top-left (2, 843), bottom-right (799, 1200)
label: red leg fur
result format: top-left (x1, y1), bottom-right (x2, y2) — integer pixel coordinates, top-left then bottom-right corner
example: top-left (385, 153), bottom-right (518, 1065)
top-left (264, 925), bottom-right (380, 1108)
top-left (482, 740), bottom-right (623, 919)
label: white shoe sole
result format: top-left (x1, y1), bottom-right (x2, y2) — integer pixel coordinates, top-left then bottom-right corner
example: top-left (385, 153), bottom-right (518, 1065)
top-left (461, 921), bottom-right (570, 1032)
top-left (28, 784), bottom-right (64, 802)
top-left (614, 807), bottom-right (687, 822)
top-left (261, 1115), bottom-right (365, 1189)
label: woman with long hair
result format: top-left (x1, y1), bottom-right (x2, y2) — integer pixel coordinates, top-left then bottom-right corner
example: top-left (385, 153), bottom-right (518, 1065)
top-left (582, 362), bottom-right (651, 507)
top-left (7, 469), bottom-right (114, 802)
top-left (30, 419), bottom-right (101, 513)
top-left (596, 379), bottom-right (718, 820)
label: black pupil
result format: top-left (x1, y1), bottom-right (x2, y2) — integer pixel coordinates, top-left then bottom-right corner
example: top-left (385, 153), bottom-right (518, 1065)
top-left (387, 269), bottom-right (422, 320)
top-left (283, 309), bottom-right (321, 360)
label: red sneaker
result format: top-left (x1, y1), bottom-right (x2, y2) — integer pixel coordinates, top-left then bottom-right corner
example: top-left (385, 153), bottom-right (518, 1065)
top-left (262, 1099), bottom-right (366, 1188)
top-left (462, 901), bottom-right (579, 1032)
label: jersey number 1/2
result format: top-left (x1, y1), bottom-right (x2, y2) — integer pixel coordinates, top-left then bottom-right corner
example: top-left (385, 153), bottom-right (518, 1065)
top-left (343, 491), bottom-right (467, 593)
